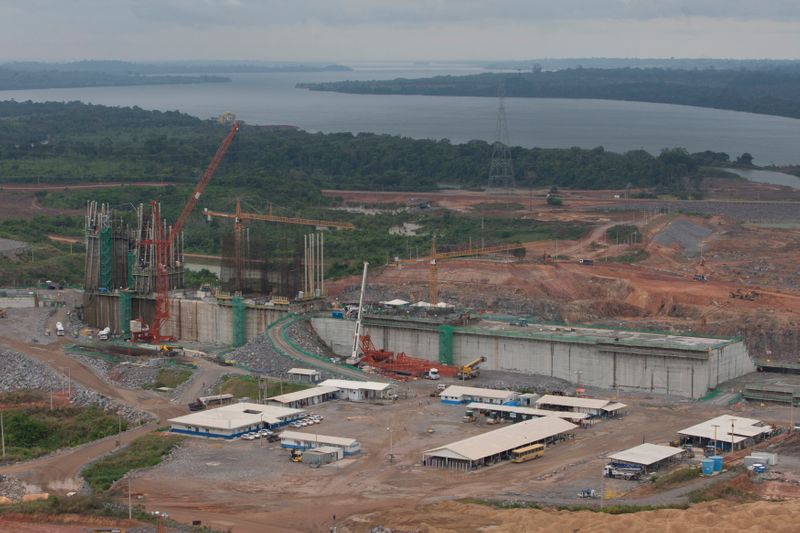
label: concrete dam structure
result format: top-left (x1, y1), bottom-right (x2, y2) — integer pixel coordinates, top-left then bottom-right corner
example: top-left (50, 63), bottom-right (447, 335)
top-left (312, 316), bottom-right (755, 399)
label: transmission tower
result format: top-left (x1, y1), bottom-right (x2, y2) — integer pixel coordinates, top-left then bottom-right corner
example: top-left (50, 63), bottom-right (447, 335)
top-left (488, 80), bottom-right (515, 191)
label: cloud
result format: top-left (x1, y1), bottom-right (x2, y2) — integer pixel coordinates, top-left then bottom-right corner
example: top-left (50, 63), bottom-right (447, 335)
top-left (0, 1), bottom-right (799, 61)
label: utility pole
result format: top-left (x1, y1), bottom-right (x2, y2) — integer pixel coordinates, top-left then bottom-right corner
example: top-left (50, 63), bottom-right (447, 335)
top-left (712, 424), bottom-right (719, 453)
top-left (1, 412), bottom-right (5, 459)
top-left (128, 476), bottom-right (132, 520)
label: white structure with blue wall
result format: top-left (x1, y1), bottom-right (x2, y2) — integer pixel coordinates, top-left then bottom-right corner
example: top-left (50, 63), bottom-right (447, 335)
top-left (439, 385), bottom-right (518, 405)
top-left (279, 430), bottom-right (362, 455)
top-left (169, 403), bottom-right (305, 439)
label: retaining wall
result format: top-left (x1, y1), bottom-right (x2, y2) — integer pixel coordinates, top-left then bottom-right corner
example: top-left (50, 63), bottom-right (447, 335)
top-left (310, 317), bottom-right (755, 399)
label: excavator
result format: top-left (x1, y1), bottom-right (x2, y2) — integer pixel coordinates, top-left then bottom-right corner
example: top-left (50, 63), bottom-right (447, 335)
top-left (457, 356), bottom-right (487, 380)
top-left (290, 449), bottom-right (304, 463)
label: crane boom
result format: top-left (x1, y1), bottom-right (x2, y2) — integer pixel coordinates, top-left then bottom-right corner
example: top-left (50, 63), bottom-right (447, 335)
top-left (169, 120), bottom-right (240, 245)
top-left (203, 199), bottom-right (355, 229)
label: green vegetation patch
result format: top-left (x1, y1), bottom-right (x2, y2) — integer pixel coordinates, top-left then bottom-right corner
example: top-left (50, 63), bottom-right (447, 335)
top-left (459, 497), bottom-right (689, 514)
top-left (215, 375), bottom-right (310, 400)
top-left (151, 367), bottom-right (193, 389)
top-left (470, 202), bottom-right (525, 212)
top-left (652, 466), bottom-right (701, 489)
top-left (609, 248), bottom-right (649, 263)
top-left (0, 393), bottom-right (128, 463)
top-left (606, 224), bottom-right (640, 243)
top-left (82, 433), bottom-right (183, 493)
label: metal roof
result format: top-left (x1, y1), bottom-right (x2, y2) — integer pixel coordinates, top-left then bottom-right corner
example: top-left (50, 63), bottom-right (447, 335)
top-left (267, 386), bottom-right (339, 404)
top-left (466, 402), bottom-right (588, 421)
top-left (678, 415), bottom-right (772, 444)
top-left (608, 443), bottom-right (685, 466)
top-left (279, 430), bottom-right (358, 447)
top-left (603, 402), bottom-right (628, 412)
top-left (168, 402), bottom-right (304, 429)
top-left (536, 394), bottom-right (620, 410)
top-left (288, 368), bottom-right (321, 376)
top-left (423, 417), bottom-right (577, 462)
top-left (440, 385), bottom-right (517, 401)
top-left (319, 379), bottom-right (391, 391)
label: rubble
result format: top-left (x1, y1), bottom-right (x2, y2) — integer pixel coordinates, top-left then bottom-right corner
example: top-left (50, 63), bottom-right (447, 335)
top-left (0, 475), bottom-right (25, 502)
top-left (0, 348), bottom-right (152, 423)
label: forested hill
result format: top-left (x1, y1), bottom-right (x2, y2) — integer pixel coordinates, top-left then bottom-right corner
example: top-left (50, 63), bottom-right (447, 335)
top-left (0, 67), bottom-right (229, 91)
top-left (0, 100), bottom-right (739, 194)
top-left (297, 67), bottom-right (800, 120)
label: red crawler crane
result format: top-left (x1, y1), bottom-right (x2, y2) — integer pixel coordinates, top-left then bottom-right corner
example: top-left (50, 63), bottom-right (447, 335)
top-left (358, 334), bottom-right (459, 381)
top-left (137, 121), bottom-right (240, 342)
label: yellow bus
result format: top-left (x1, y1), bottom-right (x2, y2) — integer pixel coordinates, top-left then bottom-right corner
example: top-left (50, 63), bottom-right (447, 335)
top-left (511, 443), bottom-right (545, 463)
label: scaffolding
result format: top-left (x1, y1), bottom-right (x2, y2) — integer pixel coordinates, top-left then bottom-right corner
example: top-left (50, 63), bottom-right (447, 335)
top-left (232, 296), bottom-right (246, 347)
top-left (99, 226), bottom-right (113, 290)
top-left (438, 325), bottom-right (454, 365)
top-left (119, 291), bottom-right (132, 337)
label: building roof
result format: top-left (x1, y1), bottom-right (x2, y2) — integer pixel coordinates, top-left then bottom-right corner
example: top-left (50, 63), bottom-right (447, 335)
top-left (608, 443), bottom-right (685, 466)
top-left (381, 298), bottom-right (410, 306)
top-left (603, 402), bottom-right (629, 412)
top-left (319, 379), bottom-right (391, 391)
top-left (678, 415), bottom-right (772, 444)
top-left (466, 402), bottom-right (588, 421)
top-left (288, 368), bottom-right (321, 376)
top-left (279, 430), bottom-right (358, 447)
top-left (267, 386), bottom-right (339, 404)
top-left (536, 394), bottom-right (621, 410)
top-left (169, 402), bottom-right (304, 429)
top-left (423, 417), bottom-right (577, 462)
top-left (440, 385), bottom-right (517, 401)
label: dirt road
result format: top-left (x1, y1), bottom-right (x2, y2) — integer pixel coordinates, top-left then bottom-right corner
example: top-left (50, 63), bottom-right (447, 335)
top-left (266, 317), bottom-right (369, 381)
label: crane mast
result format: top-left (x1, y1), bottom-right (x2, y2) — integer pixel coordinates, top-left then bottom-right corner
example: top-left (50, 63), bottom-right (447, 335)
top-left (347, 262), bottom-right (369, 365)
top-left (139, 121), bottom-right (240, 342)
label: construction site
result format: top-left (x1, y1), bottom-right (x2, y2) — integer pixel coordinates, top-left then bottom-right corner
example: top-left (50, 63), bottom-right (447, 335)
top-left (4, 116), bottom-right (800, 533)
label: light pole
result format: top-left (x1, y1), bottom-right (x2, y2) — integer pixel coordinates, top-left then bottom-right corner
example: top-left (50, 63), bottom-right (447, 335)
top-left (575, 370), bottom-right (583, 388)
top-left (712, 424), bottom-right (719, 454)
top-left (387, 427), bottom-right (393, 462)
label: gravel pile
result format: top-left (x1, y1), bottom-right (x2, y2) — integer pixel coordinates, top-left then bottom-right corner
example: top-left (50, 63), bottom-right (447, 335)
top-left (284, 320), bottom-right (338, 360)
top-left (0, 348), bottom-right (152, 423)
top-left (0, 474), bottom-right (25, 502)
top-left (480, 369), bottom-right (574, 394)
top-left (226, 333), bottom-right (297, 376)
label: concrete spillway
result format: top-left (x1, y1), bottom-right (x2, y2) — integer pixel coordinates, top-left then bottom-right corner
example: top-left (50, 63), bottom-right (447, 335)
top-left (312, 316), bottom-right (755, 399)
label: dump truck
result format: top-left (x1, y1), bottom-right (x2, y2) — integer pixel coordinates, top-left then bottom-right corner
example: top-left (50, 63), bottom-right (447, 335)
top-left (56, 322), bottom-right (65, 336)
top-left (457, 356), bottom-right (487, 380)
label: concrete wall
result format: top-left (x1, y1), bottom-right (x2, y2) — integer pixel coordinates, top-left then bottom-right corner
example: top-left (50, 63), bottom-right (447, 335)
top-left (311, 317), bottom-right (755, 399)
top-left (0, 296), bottom-right (36, 308)
top-left (85, 293), bottom-right (288, 345)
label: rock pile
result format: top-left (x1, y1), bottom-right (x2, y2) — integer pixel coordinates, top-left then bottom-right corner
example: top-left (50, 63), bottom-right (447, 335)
top-left (0, 348), bottom-right (152, 423)
top-left (0, 475), bottom-right (25, 503)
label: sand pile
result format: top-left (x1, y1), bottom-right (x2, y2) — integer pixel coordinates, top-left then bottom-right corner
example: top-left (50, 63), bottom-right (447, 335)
top-left (344, 499), bottom-right (800, 533)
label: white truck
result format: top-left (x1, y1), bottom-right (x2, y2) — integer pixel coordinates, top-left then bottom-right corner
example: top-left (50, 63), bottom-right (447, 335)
top-left (425, 368), bottom-right (440, 380)
top-left (55, 322), bottom-right (65, 336)
top-left (98, 326), bottom-right (111, 340)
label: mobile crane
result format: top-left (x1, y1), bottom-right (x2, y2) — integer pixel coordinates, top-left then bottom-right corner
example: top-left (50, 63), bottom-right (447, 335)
top-left (457, 356), bottom-right (487, 380)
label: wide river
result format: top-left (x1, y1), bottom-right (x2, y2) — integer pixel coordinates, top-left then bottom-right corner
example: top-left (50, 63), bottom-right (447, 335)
top-left (2, 64), bottom-right (800, 166)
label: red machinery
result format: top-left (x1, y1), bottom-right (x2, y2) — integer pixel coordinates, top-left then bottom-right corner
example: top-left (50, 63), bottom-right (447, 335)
top-left (135, 121), bottom-right (240, 342)
top-left (358, 334), bottom-right (458, 380)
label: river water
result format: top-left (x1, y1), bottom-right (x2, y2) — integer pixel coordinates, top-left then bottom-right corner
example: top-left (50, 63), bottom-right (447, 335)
top-left (2, 64), bottom-right (800, 168)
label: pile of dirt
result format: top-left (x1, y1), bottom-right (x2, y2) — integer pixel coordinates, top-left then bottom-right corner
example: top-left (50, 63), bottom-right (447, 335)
top-left (342, 499), bottom-right (800, 532)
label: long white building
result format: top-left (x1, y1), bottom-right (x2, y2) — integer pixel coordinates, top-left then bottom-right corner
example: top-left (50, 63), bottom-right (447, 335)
top-left (169, 402), bottom-right (305, 439)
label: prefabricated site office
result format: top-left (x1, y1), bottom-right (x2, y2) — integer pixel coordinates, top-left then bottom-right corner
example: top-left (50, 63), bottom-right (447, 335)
top-left (169, 403), bottom-right (305, 439)
top-left (423, 416), bottom-right (577, 470)
top-left (607, 443), bottom-right (686, 473)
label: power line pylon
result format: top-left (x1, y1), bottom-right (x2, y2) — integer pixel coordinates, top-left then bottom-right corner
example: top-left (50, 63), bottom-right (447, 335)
top-left (488, 80), bottom-right (515, 191)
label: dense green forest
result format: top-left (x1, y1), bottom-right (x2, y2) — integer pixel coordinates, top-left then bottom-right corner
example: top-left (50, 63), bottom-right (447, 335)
top-left (0, 68), bottom-right (229, 90)
top-left (0, 100), bottom-right (736, 194)
top-left (298, 67), bottom-right (800, 120)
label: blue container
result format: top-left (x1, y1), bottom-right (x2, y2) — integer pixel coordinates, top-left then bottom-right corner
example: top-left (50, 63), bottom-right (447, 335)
top-left (701, 458), bottom-right (715, 475)
top-left (712, 455), bottom-right (723, 472)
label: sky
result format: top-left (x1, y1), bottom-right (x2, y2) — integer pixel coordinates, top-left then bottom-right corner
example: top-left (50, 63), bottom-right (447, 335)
top-left (1, 0), bottom-right (799, 62)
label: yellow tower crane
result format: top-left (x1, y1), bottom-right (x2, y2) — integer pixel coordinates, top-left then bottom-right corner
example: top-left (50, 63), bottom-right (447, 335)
top-left (203, 198), bottom-right (355, 292)
top-left (395, 235), bottom-right (524, 305)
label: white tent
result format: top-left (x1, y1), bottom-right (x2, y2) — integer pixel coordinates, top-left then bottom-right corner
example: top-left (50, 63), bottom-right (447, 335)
top-left (413, 301), bottom-right (433, 308)
top-left (435, 301), bottom-right (454, 308)
top-left (381, 299), bottom-right (410, 307)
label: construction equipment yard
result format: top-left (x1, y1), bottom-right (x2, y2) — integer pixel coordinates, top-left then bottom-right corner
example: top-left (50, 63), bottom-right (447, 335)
top-left (4, 130), bottom-right (800, 531)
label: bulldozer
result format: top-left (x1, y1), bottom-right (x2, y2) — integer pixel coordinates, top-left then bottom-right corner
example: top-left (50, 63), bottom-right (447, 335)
top-left (290, 449), bottom-right (303, 463)
top-left (730, 288), bottom-right (758, 301)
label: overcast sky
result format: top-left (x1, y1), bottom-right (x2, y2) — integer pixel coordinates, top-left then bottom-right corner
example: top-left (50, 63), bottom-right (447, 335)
top-left (1, 0), bottom-right (799, 62)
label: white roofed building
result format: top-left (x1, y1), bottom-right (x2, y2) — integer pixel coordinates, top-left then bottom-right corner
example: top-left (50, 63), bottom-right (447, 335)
top-left (535, 395), bottom-right (627, 418)
top-left (678, 415), bottom-right (773, 452)
top-left (439, 385), bottom-right (518, 405)
top-left (466, 402), bottom-right (588, 424)
top-left (266, 386), bottom-right (339, 409)
top-left (318, 379), bottom-right (394, 402)
top-left (287, 368), bottom-right (322, 383)
top-left (423, 416), bottom-right (577, 470)
top-left (280, 430), bottom-right (362, 455)
top-left (169, 403), bottom-right (305, 439)
top-left (607, 443), bottom-right (686, 473)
